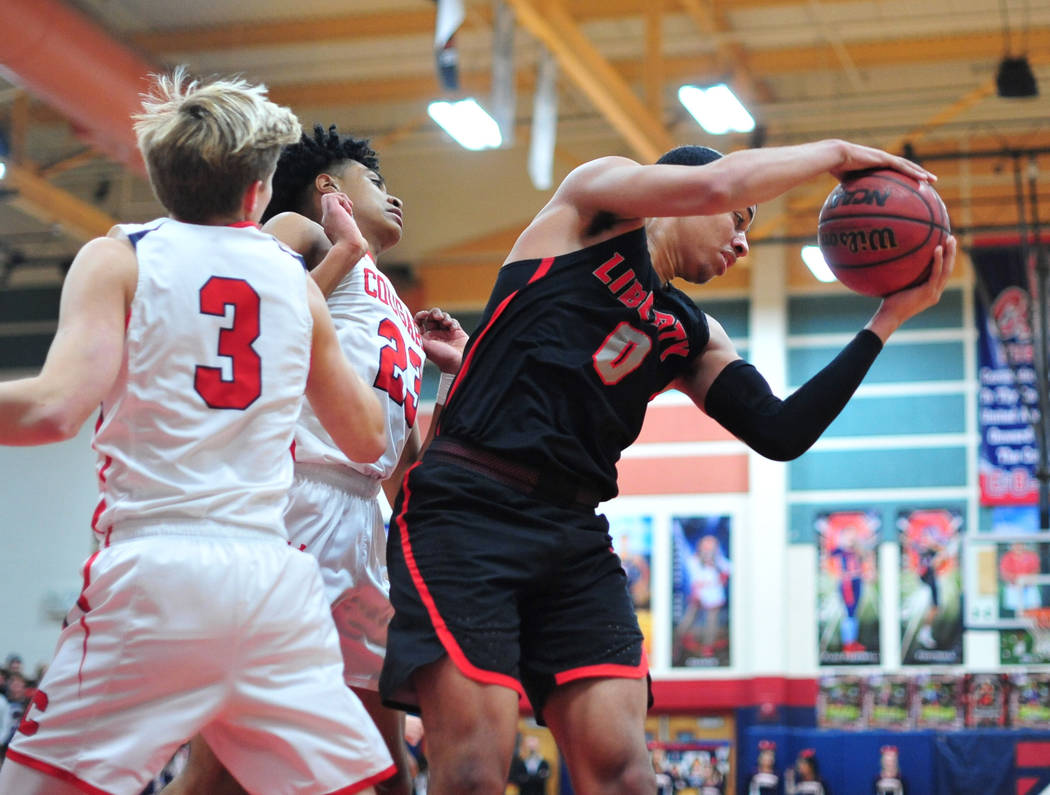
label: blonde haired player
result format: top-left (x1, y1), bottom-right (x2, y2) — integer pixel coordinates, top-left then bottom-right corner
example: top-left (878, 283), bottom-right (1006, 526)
top-left (0, 68), bottom-right (395, 795)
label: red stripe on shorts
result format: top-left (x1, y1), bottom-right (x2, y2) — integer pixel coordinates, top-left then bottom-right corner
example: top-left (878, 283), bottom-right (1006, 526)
top-left (4, 749), bottom-right (113, 795)
top-left (554, 648), bottom-right (649, 687)
top-left (76, 550), bottom-right (100, 694)
top-left (395, 464), bottom-right (525, 697)
top-left (322, 763), bottom-right (398, 795)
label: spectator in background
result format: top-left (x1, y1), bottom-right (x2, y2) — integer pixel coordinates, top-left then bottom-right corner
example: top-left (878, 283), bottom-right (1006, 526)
top-left (2, 674), bottom-right (28, 748)
top-left (508, 735), bottom-right (550, 795)
top-left (785, 749), bottom-right (829, 795)
top-left (873, 745), bottom-right (905, 795)
top-left (748, 740), bottom-right (782, 795)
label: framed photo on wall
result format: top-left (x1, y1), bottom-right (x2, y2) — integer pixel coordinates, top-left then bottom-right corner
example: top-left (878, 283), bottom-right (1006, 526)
top-left (898, 508), bottom-right (964, 665)
top-left (671, 515), bottom-right (732, 668)
top-left (815, 510), bottom-right (881, 665)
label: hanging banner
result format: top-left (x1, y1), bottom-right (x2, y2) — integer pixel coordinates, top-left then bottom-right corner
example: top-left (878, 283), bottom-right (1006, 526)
top-left (671, 515), bottom-right (731, 667)
top-left (528, 51), bottom-right (558, 191)
top-left (490, 0), bottom-right (516, 146)
top-left (899, 508), bottom-right (964, 664)
top-left (971, 246), bottom-right (1040, 505)
top-left (816, 510), bottom-right (881, 665)
top-left (433, 0), bottom-right (465, 91)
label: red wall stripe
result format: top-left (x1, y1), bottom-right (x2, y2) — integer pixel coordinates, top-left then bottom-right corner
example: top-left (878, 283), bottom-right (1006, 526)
top-left (617, 454), bottom-right (749, 495)
top-left (637, 403), bottom-right (736, 444)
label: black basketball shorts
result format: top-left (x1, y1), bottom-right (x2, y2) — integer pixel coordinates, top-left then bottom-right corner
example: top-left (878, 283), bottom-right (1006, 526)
top-left (378, 454), bottom-right (647, 720)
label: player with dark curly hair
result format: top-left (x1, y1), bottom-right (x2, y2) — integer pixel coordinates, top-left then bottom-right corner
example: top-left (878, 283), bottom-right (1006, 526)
top-left (165, 125), bottom-right (466, 795)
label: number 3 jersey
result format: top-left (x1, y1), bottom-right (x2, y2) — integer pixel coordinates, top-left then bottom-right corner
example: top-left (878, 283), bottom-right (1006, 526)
top-left (293, 253), bottom-right (425, 480)
top-left (439, 225), bottom-right (710, 502)
top-left (92, 219), bottom-right (313, 541)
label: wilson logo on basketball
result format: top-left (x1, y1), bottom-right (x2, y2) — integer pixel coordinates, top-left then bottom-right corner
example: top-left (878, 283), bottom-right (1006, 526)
top-left (819, 228), bottom-right (899, 254)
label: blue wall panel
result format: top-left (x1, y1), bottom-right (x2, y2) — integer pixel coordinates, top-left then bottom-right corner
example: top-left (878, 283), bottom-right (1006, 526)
top-left (790, 341), bottom-right (966, 384)
top-left (788, 288), bottom-right (964, 334)
top-left (789, 447), bottom-right (967, 491)
top-left (822, 393), bottom-right (966, 437)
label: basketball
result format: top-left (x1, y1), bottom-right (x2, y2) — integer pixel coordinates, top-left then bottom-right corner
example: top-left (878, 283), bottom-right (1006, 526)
top-left (817, 169), bottom-right (950, 297)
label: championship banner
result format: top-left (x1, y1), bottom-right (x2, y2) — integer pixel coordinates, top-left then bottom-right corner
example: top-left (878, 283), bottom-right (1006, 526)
top-left (971, 246), bottom-right (1040, 505)
top-left (899, 508), bottom-right (964, 664)
top-left (671, 515), bottom-right (731, 667)
top-left (816, 510), bottom-right (881, 665)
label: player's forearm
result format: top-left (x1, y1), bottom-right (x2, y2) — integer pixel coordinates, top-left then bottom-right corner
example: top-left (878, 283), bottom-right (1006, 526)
top-left (703, 330), bottom-right (882, 461)
top-left (0, 379), bottom-right (86, 445)
top-left (309, 240), bottom-right (366, 298)
top-left (680, 141), bottom-right (850, 214)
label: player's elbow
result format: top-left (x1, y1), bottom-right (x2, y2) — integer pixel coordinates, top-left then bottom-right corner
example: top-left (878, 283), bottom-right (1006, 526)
top-left (25, 399), bottom-right (87, 444)
top-left (746, 430), bottom-right (818, 462)
top-left (338, 397), bottom-right (386, 463)
top-left (356, 426), bottom-right (386, 464)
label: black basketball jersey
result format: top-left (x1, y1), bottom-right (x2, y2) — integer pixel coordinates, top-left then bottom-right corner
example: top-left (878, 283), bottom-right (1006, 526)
top-left (440, 226), bottom-right (709, 501)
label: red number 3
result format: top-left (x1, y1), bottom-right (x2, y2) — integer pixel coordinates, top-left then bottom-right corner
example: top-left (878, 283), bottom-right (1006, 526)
top-left (374, 318), bottom-right (422, 427)
top-left (194, 277), bottom-right (262, 410)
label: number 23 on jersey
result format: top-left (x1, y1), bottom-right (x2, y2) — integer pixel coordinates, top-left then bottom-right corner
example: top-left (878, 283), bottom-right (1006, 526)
top-left (374, 317), bottom-right (423, 427)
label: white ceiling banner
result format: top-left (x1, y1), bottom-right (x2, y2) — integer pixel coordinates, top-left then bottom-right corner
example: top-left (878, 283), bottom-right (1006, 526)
top-left (528, 50), bottom-right (558, 191)
top-left (434, 0), bottom-right (465, 91)
top-left (490, 0), bottom-right (516, 147)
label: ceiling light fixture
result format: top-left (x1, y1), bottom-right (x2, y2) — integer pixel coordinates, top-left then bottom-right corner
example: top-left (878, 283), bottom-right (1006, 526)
top-left (427, 98), bottom-right (502, 150)
top-left (801, 245), bottom-right (837, 283)
top-left (678, 84), bottom-right (755, 135)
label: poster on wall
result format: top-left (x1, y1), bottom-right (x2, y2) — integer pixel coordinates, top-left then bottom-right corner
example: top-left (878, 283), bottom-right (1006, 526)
top-left (964, 673), bottom-right (1009, 728)
top-left (899, 508), bottom-right (964, 664)
top-left (816, 510), bottom-right (881, 665)
top-left (817, 674), bottom-right (867, 730)
top-left (672, 515), bottom-right (731, 667)
top-left (609, 514), bottom-right (654, 661)
top-left (866, 673), bottom-right (914, 730)
top-left (1009, 672), bottom-right (1050, 728)
top-left (971, 246), bottom-right (1041, 506)
top-left (911, 672), bottom-right (965, 729)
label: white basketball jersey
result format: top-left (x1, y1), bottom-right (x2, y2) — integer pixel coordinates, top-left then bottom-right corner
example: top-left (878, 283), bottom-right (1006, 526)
top-left (293, 254), bottom-right (424, 480)
top-left (92, 219), bottom-right (313, 540)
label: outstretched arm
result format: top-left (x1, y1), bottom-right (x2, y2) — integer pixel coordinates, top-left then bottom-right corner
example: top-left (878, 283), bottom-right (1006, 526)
top-left (676, 238), bottom-right (955, 461)
top-left (0, 237), bottom-right (134, 445)
top-left (560, 140), bottom-right (935, 222)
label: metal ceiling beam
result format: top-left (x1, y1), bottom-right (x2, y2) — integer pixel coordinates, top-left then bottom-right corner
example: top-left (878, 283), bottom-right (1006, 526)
top-left (151, 27), bottom-right (1050, 112)
top-left (505, 0), bottom-right (675, 162)
top-left (6, 162), bottom-right (119, 242)
top-left (1, 0), bottom-right (153, 173)
top-left (133, 0), bottom-right (1019, 52)
top-left (676, 0), bottom-right (772, 104)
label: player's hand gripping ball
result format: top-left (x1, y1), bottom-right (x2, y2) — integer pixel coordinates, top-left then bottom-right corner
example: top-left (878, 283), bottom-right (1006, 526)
top-left (818, 168), bottom-right (950, 297)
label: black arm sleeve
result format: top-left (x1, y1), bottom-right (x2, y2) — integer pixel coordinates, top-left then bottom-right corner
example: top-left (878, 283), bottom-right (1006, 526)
top-left (703, 329), bottom-right (883, 461)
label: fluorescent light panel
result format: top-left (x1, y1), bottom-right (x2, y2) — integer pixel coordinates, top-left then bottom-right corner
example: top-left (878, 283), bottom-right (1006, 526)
top-left (678, 84), bottom-right (755, 135)
top-left (0, 160), bottom-right (6, 181)
top-left (801, 245), bottom-right (837, 283)
top-left (427, 98), bottom-right (502, 151)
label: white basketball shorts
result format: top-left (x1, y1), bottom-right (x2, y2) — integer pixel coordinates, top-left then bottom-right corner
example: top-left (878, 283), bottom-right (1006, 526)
top-left (5, 527), bottom-right (393, 795)
top-left (285, 464), bottom-right (394, 691)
